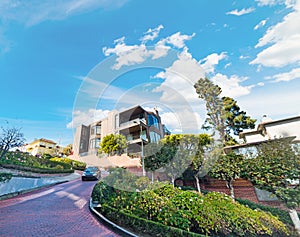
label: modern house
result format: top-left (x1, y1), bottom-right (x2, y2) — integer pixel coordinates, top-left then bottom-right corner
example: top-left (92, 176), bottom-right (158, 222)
top-left (73, 105), bottom-right (170, 165)
top-left (21, 138), bottom-right (64, 157)
top-left (225, 115), bottom-right (300, 152)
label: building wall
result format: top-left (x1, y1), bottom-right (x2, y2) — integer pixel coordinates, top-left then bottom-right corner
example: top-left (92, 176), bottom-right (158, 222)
top-left (24, 139), bottom-right (58, 156)
top-left (264, 119), bottom-right (300, 141)
top-left (73, 106), bottom-right (167, 159)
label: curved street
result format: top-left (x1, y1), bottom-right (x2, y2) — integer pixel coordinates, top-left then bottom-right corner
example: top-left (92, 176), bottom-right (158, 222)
top-left (0, 179), bottom-right (121, 237)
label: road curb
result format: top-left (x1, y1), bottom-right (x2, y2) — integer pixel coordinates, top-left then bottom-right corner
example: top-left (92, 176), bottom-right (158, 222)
top-left (89, 198), bottom-right (138, 237)
top-left (0, 181), bottom-right (68, 201)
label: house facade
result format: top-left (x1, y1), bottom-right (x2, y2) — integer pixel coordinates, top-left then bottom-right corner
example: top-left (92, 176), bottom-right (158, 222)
top-left (73, 105), bottom-right (170, 165)
top-left (21, 138), bottom-right (64, 157)
top-left (224, 115), bottom-right (300, 152)
top-left (239, 115), bottom-right (300, 144)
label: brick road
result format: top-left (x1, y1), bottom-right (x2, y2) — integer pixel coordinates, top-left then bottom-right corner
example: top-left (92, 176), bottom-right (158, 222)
top-left (0, 179), bottom-right (122, 237)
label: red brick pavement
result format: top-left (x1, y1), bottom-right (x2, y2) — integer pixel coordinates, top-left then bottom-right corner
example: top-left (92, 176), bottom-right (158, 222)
top-left (0, 179), bottom-right (121, 237)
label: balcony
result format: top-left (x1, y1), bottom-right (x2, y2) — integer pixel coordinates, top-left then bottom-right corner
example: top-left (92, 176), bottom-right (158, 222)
top-left (119, 118), bottom-right (146, 130)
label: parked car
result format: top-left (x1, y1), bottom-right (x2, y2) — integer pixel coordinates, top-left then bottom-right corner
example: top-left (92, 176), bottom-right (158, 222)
top-left (81, 166), bottom-right (101, 181)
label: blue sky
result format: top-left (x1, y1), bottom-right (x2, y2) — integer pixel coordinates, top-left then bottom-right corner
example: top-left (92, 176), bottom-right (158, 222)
top-left (0, 0), bottom-right (299, 146)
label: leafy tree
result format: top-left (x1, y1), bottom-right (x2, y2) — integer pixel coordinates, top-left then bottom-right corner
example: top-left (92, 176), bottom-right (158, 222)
top-left (0, 126), bottom-right (25, 160)
top-left (144, 142), bottom-right (165, 183)
top-left (157, 134), bottom-right (212, 189)
top-left (189, 134), bottom-right (213, 193)
top-left (209, 152), bottom-right (244, 199)
top-left (159, 134), bottom-right (184, 186)
top-left (63, 144), bottom-right (73, 156)
top-left (194, 77), bottom-right (225, 141)
top-left (223, 97), bottom-right (256, 145)
top-left (99, 134), bottom-right (127, 156)
top-left (194, 78), bottom-right (256, 145)
top-left (242, 138), bottom-right (300, 234)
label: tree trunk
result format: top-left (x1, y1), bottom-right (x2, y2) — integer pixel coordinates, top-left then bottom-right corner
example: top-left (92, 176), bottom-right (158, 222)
top-left (171, 176), bottom-right (175, 187)
top-left (151, 171), bottom-right (154, 184)
top-left (289, 209), bottom-right (300, 235)
top-left (0, 149), bottom-right (8, 160)
top-left (194, 175), bottom-right (202, 194)
top-left (226, 179), bottom-right (235, 199)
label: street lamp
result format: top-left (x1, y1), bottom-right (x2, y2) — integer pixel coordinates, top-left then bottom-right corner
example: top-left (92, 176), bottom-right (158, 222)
top-left (134, 120), bottom-right (145, 176)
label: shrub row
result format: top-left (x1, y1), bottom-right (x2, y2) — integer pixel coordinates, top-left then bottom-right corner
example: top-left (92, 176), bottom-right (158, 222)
top-left (50, 157), bottom-right (86, 170)
top-left (0, 172), bottom-right (12, 182)
top-left (1, 151), bottom-right (75, 172)
top-left (98, 204), bottom-right (206, 237)
top-left (0, 163), bottom-right (73, 174)
top-left (92, 176), bottom-right (290, 237)
top-left (236, 198), bottom-right (300, 226)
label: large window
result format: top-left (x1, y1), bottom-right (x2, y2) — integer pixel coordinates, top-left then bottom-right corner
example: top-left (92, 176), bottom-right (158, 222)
top-left (90, 138), bottom-right (101, 149)
top-left (150, 131), bottom-right (161, 143)
top-left (91, 125), bottom-right (101, 135)
top-left (148, 114), bottom-right (159, 129)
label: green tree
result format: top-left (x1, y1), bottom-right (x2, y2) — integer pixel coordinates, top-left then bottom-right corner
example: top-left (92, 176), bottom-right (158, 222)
top-left (63, 144), bottom-right (73, 156)
top-left (242, 138), bottom-right (300, 234)
top-left (209, 152), bottom-right (244, 199)
top-left (159, 134), bottom-right (183, 186)
top-left (144, 142), bottom-right (165, 183)
top-left (194, 78), bottom-right (256, 145)
top-left (99, 134), bottom-right (127, 156)
top-left (223, 97), bottom-right (256, 145)
top-left (158, 134), bottom-right (212, 188)
top-left (0, 126), bottom-right (25, 160)
top-left (194, 77), bottom-right (225, 141)
top-left (189, 134), bottom-right (213, 193)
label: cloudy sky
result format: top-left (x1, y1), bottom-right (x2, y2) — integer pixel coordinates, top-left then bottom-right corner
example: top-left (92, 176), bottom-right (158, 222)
top-left (1, 0), bottom-right (299, 145)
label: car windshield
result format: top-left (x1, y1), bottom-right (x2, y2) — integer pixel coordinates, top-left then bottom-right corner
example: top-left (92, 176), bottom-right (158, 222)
top-left (85, 167), bottom-right (98, 172)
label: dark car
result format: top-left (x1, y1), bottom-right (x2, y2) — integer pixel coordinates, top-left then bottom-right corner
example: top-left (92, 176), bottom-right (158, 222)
top-left (81, 166), bottom-right (101, 181)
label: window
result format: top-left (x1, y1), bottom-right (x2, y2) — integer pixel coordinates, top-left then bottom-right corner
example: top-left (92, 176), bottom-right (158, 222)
top-left (90, 138), bottom-right (101, 149)
top-left (91, 126), bottom-right (101, 135)
top-left (150, 131), bottom-right (161, 143)
top-left (148, 114), bottom-right (159, 129)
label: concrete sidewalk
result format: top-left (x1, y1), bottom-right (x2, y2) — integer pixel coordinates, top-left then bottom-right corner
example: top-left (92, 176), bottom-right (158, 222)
top-left (0, 172), bottom-right (81, 200)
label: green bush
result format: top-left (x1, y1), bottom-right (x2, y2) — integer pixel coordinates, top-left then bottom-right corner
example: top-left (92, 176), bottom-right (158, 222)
top-left (0, 172), bottom-right (12, 183)
top-left (99, 204), bottom-right (206, 237)
top-left (92, 181), bottom-right (290, 237)
top-left (50, 157), bottom-right (86, 170)
top-left (1, 151), bottom-right (73, 171)
top-left (236, 198), bottom-right (300, 226)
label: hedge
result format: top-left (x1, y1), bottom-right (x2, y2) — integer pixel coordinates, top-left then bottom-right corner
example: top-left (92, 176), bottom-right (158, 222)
top-left (50, 157), bottom-right (86, 171)
top-left (98, 204), bottom-right (206, 237)
top-left (0, 163), bottom-right (73, 174)
top-left (236, 198), bottom-right (300, 226)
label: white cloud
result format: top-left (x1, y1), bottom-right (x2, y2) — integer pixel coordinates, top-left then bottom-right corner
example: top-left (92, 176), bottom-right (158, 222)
top-left (211, 73), bottom-right (255, 98)
top-left (238, 89), bottom-right (300, 120)
top-left (270, 67), bottom-right (300, 82)
top-left (240, 55), bottom-right (250, 60)
top-left (255, 0), bottom-right (280, 6)
top-left (251, 34), bottom-right (300, 67)
top-left (103, 30), bottom-right (195, 70)
top-left (254, 19), bottom-right (267, 30)
top-left (153, 48), bottom-right (205, 103)
top-left (159, 32), bottom-right (196, 49)
top-left (251, 0), bottom-right (300, 67)
top-left (226, 7), bottom-right (255, 16)
top-left (67, 109), bottom-right (110, 128)
top-left (255, 0), bottom-right (297, 8)
top-left (225, 63), bottom-right (232, 69)
top-left (160, 110), bottom-right (203, 134)
top-left (200, 52), bottom-right (227, 74)
top-left (103, 41), bottom-right (150, 70)
top-left (0, 0), bottom-right (129, 26)
top-left (140, 25), bottom-right (164, 43)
